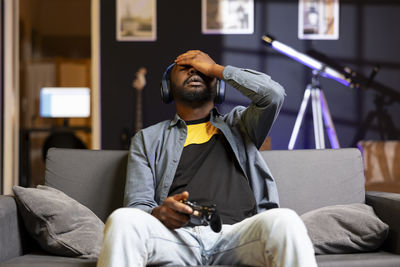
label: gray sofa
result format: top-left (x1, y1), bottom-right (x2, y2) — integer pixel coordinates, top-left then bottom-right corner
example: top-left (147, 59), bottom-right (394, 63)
top-left (1, 148), bottom-right (400, 267)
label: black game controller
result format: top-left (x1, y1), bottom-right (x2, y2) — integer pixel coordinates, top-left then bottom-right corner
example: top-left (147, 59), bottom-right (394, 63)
top-left (181, 200), bottom-right (222, 233)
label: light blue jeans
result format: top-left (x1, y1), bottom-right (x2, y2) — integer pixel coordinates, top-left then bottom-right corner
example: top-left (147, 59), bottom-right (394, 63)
top-left (97, 208), bottom-right (317, 267)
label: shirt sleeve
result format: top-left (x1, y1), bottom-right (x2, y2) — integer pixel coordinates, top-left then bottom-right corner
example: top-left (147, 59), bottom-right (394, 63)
top-left (124, 131), bottom-right (158, 214)
top-left (222, 65), bottom-right (286, 148)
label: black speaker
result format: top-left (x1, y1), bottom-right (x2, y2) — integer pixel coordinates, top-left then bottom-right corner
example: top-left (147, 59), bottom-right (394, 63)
top-left (42, 132), bottom-right (87, 161)
top-left (160, 63), bottom-right (225, 104)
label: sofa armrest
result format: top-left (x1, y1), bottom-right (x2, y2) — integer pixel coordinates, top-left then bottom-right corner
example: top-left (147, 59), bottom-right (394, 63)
top-left (0, 195), bottom-right (28, 261)
top-left (366, 191), bottom-right (400, 254)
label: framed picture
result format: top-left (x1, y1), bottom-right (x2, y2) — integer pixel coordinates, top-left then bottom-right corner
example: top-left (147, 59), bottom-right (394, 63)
top-left (298, 0), bottom-right (339, 40)
top-left (202, 0), bottom-right (254, 34)
top-left (116, 0), bottom-right (156, 41)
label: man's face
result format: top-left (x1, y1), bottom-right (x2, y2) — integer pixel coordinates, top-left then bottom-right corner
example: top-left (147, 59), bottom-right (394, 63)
top-left (170, 64), bottom-right (217, 104)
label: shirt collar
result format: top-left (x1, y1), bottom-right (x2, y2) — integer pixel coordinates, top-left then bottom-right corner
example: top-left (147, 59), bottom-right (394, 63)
top-left (169, 107), bottom-right (221, 127)
top-left (211, 107), bottom-right (221, 117)
top-left (169, 113), bottom-right (184, 127)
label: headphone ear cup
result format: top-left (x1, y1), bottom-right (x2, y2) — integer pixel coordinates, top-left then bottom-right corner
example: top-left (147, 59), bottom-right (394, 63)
top-left (214, 79), bottom-right (226, 104)
top-left (160, 79), bottom-right (172, 104)
top-left (160, 63), bottom-right (175, 104)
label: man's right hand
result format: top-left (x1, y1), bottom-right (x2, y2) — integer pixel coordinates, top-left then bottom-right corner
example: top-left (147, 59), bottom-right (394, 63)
top-left (151, 191), bottom-right (193, 229)
top-left (174, 50), bottom-right (224, 79)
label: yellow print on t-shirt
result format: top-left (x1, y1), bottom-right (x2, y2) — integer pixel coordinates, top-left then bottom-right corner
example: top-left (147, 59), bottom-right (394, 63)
top-left (184, 122), bottom-right (219, 147)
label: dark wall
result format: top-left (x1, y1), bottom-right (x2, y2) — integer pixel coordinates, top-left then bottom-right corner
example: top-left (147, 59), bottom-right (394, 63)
top-left (100, 0), bottom-right (400, 150)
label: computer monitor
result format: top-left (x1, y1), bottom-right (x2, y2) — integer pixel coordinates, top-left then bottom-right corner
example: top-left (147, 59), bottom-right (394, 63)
top-left (40, 87), bottom-right (90, 118)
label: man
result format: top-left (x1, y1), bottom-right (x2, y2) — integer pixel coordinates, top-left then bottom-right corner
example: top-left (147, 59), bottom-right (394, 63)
top-left (97, 50), bottom-right (317, 267)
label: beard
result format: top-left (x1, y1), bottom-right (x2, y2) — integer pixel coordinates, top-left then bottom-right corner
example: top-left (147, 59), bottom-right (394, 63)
top-left (171, 75), bottom-right (217, 104)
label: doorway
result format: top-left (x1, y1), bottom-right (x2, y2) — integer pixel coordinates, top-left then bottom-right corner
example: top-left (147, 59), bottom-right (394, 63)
top-left (19, 0), bottom-right (92, 186)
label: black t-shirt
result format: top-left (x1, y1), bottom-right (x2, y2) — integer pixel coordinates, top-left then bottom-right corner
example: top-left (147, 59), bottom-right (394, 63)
top-left (168, 117), bottom-right (257, 224)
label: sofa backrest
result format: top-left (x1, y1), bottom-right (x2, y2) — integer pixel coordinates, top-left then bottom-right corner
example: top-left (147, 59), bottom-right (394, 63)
top-left (0, 195), bottom-right (28, 261)
top-left (262, 148), bottom-right (365, 215)
top-left (45, 148), bottom-right (365, 221)
top-left (45, 148), bottom-right (128, 222)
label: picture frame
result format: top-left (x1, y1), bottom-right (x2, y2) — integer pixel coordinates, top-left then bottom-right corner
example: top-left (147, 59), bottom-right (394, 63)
top-left (202, 0), bottom-right (254, 34)
top-left (116, 0), bottom-right (156, 41)
top-left (298, 0), bottom-right (339, 40)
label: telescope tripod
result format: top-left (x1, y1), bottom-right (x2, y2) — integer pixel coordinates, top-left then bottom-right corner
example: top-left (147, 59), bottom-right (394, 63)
top-left (288, 71), bottom-right (340, 149)
top-left (351, 94), bottom-right (399, 146)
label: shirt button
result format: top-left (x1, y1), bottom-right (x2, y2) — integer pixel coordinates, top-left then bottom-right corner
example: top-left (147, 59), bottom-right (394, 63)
top-left (173, 159), bottom-right (178, 163)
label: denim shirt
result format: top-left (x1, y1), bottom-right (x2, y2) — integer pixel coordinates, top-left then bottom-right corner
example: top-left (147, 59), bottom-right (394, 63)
top-left (124, 65), bottom-right (286, 214)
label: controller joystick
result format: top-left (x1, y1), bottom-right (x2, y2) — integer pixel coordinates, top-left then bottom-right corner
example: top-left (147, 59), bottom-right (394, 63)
top-left (181, 200), bottom-right (222, 233)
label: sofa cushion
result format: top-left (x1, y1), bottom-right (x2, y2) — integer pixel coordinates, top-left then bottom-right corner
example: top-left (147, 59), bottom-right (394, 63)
top-left (301, 203), bottom-right (389, 254)
top-left (45, 148), bottom-right (128, 222)
top-left (261, 149), bottom-right (365, 215)
top-left (12, 185), bottom-right (104, 259)
top-left (0, 253), bottom-right (97, 267)
top-left (316, 251), bottom-right (400, 267)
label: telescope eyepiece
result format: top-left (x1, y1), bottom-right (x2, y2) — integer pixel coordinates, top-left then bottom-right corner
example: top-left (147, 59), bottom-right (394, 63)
top-left (262, 34), bottom-right (275, 45)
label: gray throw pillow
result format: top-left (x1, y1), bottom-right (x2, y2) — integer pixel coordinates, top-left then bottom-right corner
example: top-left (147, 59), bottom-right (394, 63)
top-left (13, 185), bottom-right (104, 259)
top-left (301, 203), bottom-right (389, 255)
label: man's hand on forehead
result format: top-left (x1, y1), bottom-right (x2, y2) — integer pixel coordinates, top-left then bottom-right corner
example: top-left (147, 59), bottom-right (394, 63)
top-left (174, 50), bottom-right (224, 79)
